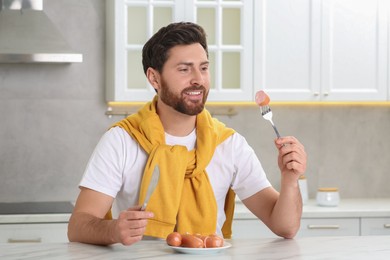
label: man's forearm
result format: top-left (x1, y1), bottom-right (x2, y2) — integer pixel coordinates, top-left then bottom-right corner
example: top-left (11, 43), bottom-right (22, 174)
top-left (270, 178), bottom-right (302, 238)
top-left (68, 212), bottom-right (117, 245)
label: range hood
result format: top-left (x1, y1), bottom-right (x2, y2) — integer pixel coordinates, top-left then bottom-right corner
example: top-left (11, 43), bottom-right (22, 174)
top-left (0, 0), bottom-right (82, 63)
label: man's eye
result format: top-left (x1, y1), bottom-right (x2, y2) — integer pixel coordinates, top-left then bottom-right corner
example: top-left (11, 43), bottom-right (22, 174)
top-left (179, 68), bottom-right (189, 72)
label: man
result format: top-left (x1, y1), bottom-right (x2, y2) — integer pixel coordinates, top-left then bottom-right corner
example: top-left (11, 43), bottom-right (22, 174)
top-left (68, 22), bottom-right (307, 246)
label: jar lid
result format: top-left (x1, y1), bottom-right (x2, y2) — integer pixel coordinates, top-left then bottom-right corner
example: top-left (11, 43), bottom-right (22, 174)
top-left (318, 187), bottom-right (339, 192)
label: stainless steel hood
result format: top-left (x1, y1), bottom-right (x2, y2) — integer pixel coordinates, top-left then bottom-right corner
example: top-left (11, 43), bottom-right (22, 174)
top-left (0, 0), bottom-right (82, 63)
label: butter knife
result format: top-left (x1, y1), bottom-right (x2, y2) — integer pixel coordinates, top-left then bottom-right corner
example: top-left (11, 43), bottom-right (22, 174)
top-left (141, 165), bottom-right (160, 210)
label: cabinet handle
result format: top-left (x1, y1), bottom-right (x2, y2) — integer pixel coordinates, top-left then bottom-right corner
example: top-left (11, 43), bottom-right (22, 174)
top-left (313, 92), bottom-right (320, 96)
top-left (8, 238), bottom-right (42, 243)
top-left (384, 224), bottom-right (390, 228)
top-left (307, 224), bottom-right (340, 229)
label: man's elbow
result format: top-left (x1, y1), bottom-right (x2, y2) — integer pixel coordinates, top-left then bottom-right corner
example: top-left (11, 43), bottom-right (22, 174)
top-left (67, 224), bottom-right (75, 242)
top-left (67, 215), bottom-right (79, 242)
top-left (279, 230), bottom-right (298, 239)
top-left (274, 223), bottom-right (300, 239)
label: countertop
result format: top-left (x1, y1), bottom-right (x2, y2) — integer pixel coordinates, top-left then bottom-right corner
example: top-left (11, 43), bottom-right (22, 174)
top-left (234, 198), bottom-right (390, 219)
top-left (0, 213), bottom-right (71, 224)
top-left (0, 202), bottom-right (74, 215)
top-left (1, 198), bottom-right (389, 224)
top-left (0, 201), bottom-right (73, 224)
top-left (1, 236), bottom-right (390, 259)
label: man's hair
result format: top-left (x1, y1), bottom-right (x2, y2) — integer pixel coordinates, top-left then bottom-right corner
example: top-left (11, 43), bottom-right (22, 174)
top-left (142, 22), bottom-right (208, 74)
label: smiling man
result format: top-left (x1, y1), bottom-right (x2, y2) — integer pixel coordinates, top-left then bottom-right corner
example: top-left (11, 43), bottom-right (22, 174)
top-left (67, 22), bottom-right (307, 246)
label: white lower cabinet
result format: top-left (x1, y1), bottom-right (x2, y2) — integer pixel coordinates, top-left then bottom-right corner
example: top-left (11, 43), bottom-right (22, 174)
top-left (233, 200), bottom-right (390, 238)
top-left (233, 218), bottom-right (361, 238)
top-left (232, 220), bottom-right (278, 239)
top-left (361, 217), bottom-right (390, 236)
top-left (297, 218), bottom-right (360, 237)
top-left (0, 223), bottom-right (68, 243)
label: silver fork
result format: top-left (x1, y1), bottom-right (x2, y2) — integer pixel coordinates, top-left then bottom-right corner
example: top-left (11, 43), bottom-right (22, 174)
top-left (260, 105), bottom-right (281, 138)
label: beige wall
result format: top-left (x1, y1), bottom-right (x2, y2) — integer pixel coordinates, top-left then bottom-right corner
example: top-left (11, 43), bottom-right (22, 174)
top-left (0, 0), bottom-right (389, 203)
top-left (218, 105), bottom-right (390, 199)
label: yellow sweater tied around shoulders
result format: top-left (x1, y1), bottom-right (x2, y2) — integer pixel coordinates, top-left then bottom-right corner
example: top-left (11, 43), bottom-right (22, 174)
top-left (110, 96), bottom-right (236, 239)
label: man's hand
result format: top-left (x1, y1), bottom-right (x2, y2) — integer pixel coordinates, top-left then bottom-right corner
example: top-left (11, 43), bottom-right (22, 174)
top-left (113, 206), bottom-right (154, 246)
top-left (68, 189), bottom-right (154, 246)
top-left (275, 136), bottom-right (307, 180)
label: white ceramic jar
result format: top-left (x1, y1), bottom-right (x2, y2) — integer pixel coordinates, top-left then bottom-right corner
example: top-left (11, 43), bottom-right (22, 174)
top-left (316, 187), bottom-right (340, 207)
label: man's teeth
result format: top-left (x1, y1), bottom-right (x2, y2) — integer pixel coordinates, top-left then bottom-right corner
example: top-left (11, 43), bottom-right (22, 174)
top-left (186, 91), bottom-right (201, 95)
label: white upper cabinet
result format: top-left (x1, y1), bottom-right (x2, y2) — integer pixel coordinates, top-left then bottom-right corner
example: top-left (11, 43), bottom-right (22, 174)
top-left (255, 0), bottom-right (389, 101)
top-left (320, 0), bottom-right (388, 101)
top-left (253, 0), bottom-right (319, 101)
top-left (106, 0), bottom-right (254, 102)
top-left (107, 0), bottom-right (389, 103)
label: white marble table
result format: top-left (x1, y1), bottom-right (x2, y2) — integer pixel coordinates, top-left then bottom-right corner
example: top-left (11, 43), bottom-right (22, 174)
top-left (1, 236), bottom-right (390, 259)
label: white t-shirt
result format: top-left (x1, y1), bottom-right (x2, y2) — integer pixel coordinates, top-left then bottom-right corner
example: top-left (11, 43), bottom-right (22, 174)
top-left (79, 127), bottom-right (271, 235)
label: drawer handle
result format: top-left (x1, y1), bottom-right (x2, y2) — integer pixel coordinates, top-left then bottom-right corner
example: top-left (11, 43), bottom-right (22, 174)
top-left (384, 224), bottom-right (390, 228)
top-left (8, 238), bottom-right (42, 243)
top-left (307, 225), bottom-right (340, 230)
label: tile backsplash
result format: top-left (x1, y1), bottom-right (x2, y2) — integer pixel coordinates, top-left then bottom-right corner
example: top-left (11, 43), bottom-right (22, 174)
top-left (218, 105), bottom-right (390, 199)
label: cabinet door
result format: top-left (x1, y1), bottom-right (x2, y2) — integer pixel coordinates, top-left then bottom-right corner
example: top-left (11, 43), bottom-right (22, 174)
top-left (106, 0), bottom-right (175, 102)
top-left (298, 218), bottom-right (360, 237)
top-left (106, 0), bottom-right (254, 102)
top-left (254, 0), bottom-right (321, 101)
top-left (255, 0), bottom-right (388, 102)
top-left (0, 223), bottom-right (68, 243)
top-left (232, 219), bottom-right (278, 239)
top-left (320, 0), bottom-right (388, 101)
top-left (361, 217), bottom-right (390, 236)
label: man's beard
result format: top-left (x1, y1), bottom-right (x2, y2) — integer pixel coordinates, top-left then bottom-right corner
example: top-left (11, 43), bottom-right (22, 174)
top-left (159, 79), bottom-right (208, 116)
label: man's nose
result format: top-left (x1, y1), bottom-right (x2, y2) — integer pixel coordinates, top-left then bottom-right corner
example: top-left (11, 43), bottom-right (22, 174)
top-left (190, 69), bottom-right (205, 86)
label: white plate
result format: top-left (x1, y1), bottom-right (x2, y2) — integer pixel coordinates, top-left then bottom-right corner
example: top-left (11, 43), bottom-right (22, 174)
top-left (169, 242), bottom-right (232, 255)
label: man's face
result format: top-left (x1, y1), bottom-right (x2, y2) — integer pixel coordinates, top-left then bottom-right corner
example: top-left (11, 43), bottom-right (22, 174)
top-left (157, 43), bottom-right (210, 116)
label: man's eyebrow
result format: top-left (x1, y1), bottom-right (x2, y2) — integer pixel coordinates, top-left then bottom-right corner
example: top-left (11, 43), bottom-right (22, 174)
top-left (177, 61), bottom-right (210, 66)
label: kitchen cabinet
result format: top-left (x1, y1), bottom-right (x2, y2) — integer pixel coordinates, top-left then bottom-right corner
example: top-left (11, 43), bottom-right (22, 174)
top-left (106, 0), bottom-right (254, 102)
top-left (107, 0), bottom-right (390, 104)
top-left (318, 0), bottom-right (388, 101)
top-left (255, 0), bottom-right (389, 101)
top-left (0, 223), bottom-right (68, 243)
top-left (232, 218), bottom-right (360, 238)
top-left (0, 205), bottom-right (72, 244)
top-left (361, 217), bottom-right (390, 236)
top-left (297, 218), bottom-right (360, 237)
top-left (232, 220), bottom-right (278, 239)
top-left (233, 199), bottom-right (390, 238)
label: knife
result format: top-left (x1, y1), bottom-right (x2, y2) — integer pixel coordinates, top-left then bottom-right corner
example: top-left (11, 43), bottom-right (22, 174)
top-left (141, 165), bottom-right (160, 210)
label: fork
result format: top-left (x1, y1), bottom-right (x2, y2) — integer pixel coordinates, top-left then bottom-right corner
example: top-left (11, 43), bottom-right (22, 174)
top-left (260, 105), bottom-right (281, 138)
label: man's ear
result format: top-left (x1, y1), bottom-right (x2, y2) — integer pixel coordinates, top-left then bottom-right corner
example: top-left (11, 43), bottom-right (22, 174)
top-left (146, 68), bottom-right (160, 91)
